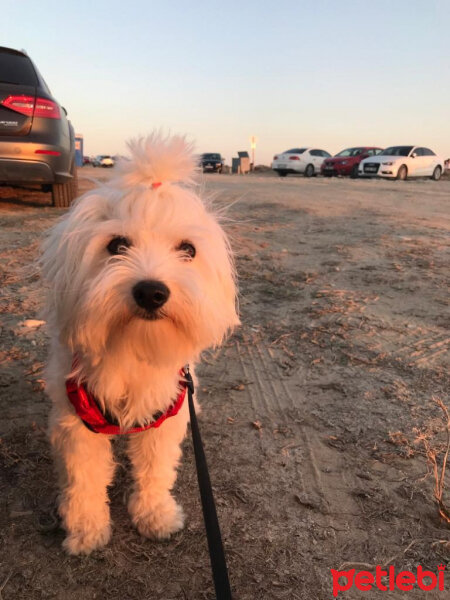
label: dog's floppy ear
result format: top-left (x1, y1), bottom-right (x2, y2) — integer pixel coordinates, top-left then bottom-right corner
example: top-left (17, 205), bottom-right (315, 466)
top-left (117, 132), bottom-right (198, 189)
top-left (40, 193), bottom-right (109, 330)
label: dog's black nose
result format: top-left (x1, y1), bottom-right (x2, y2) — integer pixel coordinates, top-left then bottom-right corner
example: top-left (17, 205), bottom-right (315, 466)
top-left (132, 280), bottom-right (170, 312)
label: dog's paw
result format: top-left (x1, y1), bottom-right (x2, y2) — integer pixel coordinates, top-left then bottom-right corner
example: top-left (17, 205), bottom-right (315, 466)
top-left (130, 495), bottom-right (185, 540)
top-left (62, 522), bottom-right (111, 555)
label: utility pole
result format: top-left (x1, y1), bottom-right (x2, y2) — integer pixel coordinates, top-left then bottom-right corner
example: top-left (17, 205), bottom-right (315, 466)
top-left (250, 136), bottom-right (257, 170)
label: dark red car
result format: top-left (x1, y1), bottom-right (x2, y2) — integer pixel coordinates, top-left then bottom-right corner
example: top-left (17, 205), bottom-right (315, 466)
top-left (321, 146), bottom-right (383, 178)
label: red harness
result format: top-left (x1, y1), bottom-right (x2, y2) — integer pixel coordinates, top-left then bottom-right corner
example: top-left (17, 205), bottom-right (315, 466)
top-left (66, 367), bottom-right (187, 435)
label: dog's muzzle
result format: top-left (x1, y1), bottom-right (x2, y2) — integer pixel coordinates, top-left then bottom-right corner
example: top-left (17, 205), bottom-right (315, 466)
top-left (132, 279), bottom-right (170, 316)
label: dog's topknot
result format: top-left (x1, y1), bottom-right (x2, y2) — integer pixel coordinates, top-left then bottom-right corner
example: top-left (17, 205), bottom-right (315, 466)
top-left (117, 132), bottom-right (198, 189)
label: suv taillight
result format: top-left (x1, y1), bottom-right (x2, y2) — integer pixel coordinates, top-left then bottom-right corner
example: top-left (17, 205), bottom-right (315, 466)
top-left (1, 95), bottom-right (34, 116)
top-left (34, 97), bottom-right (61, 119)
top-left (1, 95), bottom-right (61, 119)
top-left (273, 155), bottom-right (278, 160)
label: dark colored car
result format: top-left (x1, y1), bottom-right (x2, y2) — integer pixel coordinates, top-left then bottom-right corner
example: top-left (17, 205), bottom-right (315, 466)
top-left (0, 46), bottom-right (76, 206)
top-left (200, 153), bottom-right (223, 173)
top-left (321, 146), bottom-right (383, 178)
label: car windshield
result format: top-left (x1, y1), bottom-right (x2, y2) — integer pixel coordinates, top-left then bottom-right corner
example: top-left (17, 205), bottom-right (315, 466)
top-left (203, 153), bottom-right (221, 160)
top-left (335, 148), bottom-right (363, 157)
top-left (283, 148), bottom-right (306, 154)
top-left (381, 146), bottom-right (413, 157)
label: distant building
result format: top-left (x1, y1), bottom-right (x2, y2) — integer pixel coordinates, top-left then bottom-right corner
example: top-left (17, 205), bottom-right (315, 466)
top-left (232, 151), bottom-right (250, 174)
top-left (75, 134), bottom-right (84, 167)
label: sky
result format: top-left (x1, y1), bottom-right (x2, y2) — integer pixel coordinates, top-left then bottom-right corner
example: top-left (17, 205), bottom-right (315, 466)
top-left (2, 0), bottom-right (449, 164)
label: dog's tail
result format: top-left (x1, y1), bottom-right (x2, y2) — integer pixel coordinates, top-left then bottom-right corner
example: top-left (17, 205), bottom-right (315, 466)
top-left (117, 132), bottom-right (198, 189)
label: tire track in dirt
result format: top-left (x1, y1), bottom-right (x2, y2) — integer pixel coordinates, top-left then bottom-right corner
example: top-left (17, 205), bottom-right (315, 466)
top-left (232, 333), bottom-right (366, 563)
top-left (402, 335), bottom-right (449, 367)
top-left (380, 329), bottom-right (450, 368)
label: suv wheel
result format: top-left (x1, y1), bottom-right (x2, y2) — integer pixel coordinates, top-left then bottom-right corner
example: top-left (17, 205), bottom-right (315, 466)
top-left (52, 163), bottom-right (78, 207)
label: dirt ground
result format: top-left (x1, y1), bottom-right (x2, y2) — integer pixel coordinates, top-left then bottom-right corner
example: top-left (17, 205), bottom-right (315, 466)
top-left (0, 169), bottom-right (449, 599)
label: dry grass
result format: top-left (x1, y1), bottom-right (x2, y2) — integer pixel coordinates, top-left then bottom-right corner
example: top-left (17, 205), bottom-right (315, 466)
top-left (414, 398), bottom-right (450, 526)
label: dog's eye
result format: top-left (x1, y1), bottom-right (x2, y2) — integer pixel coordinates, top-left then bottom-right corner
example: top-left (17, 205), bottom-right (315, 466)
top-left (107, 236), bottom-right (131, 255)
top-left (176, 241), bottom-right (196, 260)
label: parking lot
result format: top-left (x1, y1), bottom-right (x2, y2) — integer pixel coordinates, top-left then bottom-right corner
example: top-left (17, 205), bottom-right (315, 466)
top-left (0, 172), bottom-right (449, 599)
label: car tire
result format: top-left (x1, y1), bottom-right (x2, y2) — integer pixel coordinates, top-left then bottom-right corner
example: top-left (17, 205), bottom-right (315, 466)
top-left (304, 164), bottom-right (314, 178)
top-left (52, 163), bottom-right (77, 208)
top-left (350, 164), bottom-right (359, 179)
top-left (277, 171), bottom-right (287, 177)
top-left (396, 165), bottom-right (407, 180)
top-left (431, 166), bottom-right (442, 181)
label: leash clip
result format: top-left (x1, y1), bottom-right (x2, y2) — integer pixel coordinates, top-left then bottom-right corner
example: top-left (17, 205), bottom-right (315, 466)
top-left (183, 364), bottom-right (195, 394)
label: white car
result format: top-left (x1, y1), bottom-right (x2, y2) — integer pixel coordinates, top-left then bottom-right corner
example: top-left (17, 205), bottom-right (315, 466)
top-left (93, 155), bottom-right (115, 168)
top-left (272, 147), bottom-right (331, 177)
top-left (358, 146), bottom-right (444, 180)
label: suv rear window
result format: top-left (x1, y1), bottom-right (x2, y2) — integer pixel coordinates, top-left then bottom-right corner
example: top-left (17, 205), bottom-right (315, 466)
top-left (0, 50), bottom-right (38, 86)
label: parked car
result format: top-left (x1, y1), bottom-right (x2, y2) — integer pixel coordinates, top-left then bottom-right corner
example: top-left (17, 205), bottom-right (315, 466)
top-left (272, 147), bottom-right (331, 177)
top-left (93, 155), bottom-right (114, 168)
top-left (321, 147), bottom-right (383, 178)
top-left (200, 153), bottom-right (223, 173)
top-left (359, 146), bottom-right (444, 180)
top-left (0, 46), bottom-right (76, 206)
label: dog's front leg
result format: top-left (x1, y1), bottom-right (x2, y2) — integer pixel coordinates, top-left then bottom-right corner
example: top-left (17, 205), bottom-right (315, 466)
top-left (127, 410), bottom-right (188, 540)
top-left (50, 406), bottom-right (115, 555)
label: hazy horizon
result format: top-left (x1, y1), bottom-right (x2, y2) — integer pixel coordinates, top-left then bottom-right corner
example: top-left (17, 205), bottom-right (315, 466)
top-left (3, 0), bottom-right (449, 164)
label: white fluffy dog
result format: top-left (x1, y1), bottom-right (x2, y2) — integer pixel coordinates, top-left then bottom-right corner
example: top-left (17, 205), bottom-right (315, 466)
top-left (40, 133), bottom-right (239, 555)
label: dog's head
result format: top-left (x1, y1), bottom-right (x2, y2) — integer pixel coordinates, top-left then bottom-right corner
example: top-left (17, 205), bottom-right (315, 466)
top-left (41, 133), bottom-right (239, 366)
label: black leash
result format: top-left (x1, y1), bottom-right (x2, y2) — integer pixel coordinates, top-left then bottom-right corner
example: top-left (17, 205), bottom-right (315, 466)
top-left (184, 368), bottom-right (233, 600)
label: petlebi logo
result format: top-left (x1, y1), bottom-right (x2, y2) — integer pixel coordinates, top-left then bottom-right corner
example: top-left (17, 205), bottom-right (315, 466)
top-left (330, 564), bottom-right (446, 596)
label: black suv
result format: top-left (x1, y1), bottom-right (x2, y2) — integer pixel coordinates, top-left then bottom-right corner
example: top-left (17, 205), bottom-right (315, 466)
top-left (200, 153), bottom-right (223, 173)
top-left (0, 46), bottom-right (76, 207)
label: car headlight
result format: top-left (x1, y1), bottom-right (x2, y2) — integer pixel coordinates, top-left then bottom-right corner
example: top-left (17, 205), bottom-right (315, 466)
top-left (382, 161), bottom-right (394, 166)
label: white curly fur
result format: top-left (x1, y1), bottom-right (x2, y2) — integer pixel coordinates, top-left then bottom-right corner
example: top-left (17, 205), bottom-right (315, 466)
top-left (41, 133), bottom-right (239, 554)
top-left (117, 132), bottom-right (198, 189)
